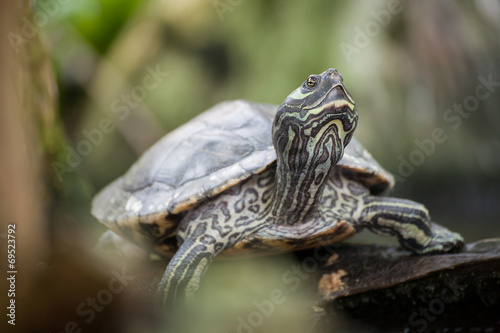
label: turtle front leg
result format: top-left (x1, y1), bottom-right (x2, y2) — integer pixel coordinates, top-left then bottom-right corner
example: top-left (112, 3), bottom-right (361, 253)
top-left (156, 216), bottom-right (260, 309)
top-left (355, 196), bottom-right (464, 254)
top-left (156, 239), bottom-right (211, 309)
top-left (156, 223), bottom-right (224, 309)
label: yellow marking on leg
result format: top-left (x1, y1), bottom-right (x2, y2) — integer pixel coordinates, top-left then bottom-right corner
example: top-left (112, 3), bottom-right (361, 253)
top-left (372, 218), bottom-right (431, 246)
top-left (185, 257), bottom-right (208, 298)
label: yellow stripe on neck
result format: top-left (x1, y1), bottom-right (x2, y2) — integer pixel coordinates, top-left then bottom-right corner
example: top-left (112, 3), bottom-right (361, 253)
top-left (307, 99), bottom-right (354, 116)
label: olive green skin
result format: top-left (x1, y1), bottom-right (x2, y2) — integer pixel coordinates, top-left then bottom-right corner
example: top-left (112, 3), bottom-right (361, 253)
top-left (92, 69), bottom-right (463, 308)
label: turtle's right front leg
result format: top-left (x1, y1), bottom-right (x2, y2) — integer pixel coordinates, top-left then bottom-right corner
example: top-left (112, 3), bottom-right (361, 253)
top-left (355, 196), bottom-right (464, 254)
top-left (156, 213), bottom-right (261, 310)
top-left (156, 222), bottom-right (224, 309)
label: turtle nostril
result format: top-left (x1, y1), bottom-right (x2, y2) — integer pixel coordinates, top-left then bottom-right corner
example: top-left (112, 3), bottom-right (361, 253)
top-left (328, 69), bottom-right (342, 81)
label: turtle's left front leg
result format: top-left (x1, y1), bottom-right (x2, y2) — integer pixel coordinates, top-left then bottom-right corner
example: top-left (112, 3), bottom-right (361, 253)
top-left (354, 196), bottom-right (464, 254)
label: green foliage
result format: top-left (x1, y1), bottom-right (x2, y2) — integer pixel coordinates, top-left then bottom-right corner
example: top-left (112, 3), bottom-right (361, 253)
top-left (39, 0), bottom-right (500, 242)
top-left (35, 0), bottom-right (146, 53)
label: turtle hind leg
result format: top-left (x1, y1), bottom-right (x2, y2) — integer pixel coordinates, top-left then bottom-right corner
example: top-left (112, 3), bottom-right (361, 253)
top-left (356, 196), bottom-right (464, 254)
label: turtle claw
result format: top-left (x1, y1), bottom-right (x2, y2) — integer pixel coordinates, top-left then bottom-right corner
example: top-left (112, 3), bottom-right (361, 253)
top-left (420, 222), bottom-right (465, 254)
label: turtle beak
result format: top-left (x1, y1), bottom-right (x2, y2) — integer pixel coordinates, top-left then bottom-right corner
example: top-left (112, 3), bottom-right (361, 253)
top-left (326, 68), bottom-right (355, 105)
top-left (303, 83), bottom-right (351, 111)
top-left (340, 85), bottom-right (355, 105)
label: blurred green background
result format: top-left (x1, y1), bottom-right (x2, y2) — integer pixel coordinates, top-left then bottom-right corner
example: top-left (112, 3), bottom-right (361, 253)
top-left (43, 0), bottom-right (499, 242)
top-left (2, 0), bottom-right (500, 332)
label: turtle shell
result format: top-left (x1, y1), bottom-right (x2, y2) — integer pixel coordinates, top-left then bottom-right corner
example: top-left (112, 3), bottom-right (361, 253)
top-left (92, 100), bottom-right (394, 241)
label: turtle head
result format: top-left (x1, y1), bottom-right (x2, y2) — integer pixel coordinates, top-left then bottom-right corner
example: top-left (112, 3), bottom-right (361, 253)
top-left (273, 68), bottom-right (358, 172)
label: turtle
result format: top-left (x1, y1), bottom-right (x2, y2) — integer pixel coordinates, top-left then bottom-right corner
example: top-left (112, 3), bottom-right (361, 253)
top-left (91, 68), bottom-right (464, 308)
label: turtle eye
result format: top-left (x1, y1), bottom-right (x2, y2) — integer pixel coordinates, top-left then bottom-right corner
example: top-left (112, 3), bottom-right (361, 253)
top-left (306, 76), bottom-right (318, 88)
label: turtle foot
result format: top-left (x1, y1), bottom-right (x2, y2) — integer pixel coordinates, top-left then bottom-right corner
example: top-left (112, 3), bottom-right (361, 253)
top-left (419, 222), bottom-right (464, 254)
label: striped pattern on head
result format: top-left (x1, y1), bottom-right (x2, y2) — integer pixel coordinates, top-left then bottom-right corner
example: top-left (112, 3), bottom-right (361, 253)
top-left (271, 68), bottom-right (359, 222)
